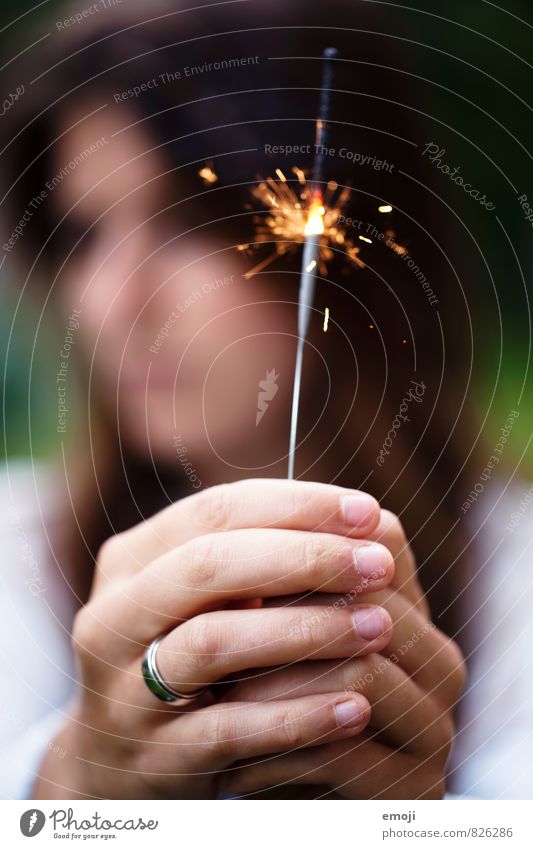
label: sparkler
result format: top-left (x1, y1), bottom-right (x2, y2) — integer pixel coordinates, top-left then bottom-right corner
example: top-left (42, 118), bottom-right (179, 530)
top-left (287, 47), bottom-right (337, 479)
top-left (202, 50), bottom-right (406, 476)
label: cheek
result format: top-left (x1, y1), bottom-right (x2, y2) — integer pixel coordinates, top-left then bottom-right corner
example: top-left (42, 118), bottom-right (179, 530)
top-left (187, 295), bottom-right (295, 435)
top-left (74, 284), bottom-right (124, 374)
top-left (81, 288), bottom-right (113, 338)
top-left (56, 265), bottom-right (104, 362)
top-left (177, 285), bottom-right (295, 378)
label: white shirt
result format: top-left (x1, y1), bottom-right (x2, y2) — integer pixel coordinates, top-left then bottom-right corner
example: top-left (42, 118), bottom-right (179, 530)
top-left (0, 462), bottom-right (76, 799)
top-left (1, 463), bottom-right (532, 798)
top-left (449, 480), bottom-right (533, 798)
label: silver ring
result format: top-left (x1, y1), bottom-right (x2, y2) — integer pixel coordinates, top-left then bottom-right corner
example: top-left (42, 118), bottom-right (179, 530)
top-left (142, 636), bottom-right (207, 703)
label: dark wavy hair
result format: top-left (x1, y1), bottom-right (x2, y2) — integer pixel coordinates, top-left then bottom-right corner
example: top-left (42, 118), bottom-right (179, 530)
top-left (1, 0), bottom-right (480, 639)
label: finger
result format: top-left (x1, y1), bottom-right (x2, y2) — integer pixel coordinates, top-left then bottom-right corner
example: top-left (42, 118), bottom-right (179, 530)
top-left (220, 747), bottom-right (331, 797)
top-left (111, 529), bottom-right (394, 641)
top-left (220, 735), bottom-right (442, 799)
top-left (164, 692), bottom-right (372, 771)
top-left (367, 589), bottom-right (466, 708)
top-left (103, 479), bottom-right (381, 576)
top-left (290, 588), bottom-right (465, 708)
top-left (368, 510), bottom-right (428, 614)
top-left (224, 655), bottom-right (452, 756)
top-left (151, 604), bottom-right (392, 696)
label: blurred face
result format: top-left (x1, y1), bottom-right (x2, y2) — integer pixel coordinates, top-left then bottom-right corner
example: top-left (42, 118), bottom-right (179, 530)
top-left (53, 102), bottom-right (295, 479)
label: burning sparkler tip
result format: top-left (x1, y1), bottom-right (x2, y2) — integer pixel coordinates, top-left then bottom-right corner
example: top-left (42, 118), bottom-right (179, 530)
top-left (304, 199), bottom-right (326, 236)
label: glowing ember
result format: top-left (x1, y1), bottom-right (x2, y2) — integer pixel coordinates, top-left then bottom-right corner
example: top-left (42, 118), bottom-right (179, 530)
top-left (198, 163), bottom-right (218, 185)
top-left (323, 306), bottom-right (330, 332)
top-left (378, 204), bottom-right (393, 213)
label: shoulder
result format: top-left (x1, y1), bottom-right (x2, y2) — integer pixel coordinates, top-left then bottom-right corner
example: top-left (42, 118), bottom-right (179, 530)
top-left (464, 475), bottom-right (533, 595)
top-left (0, 460), bottom-right (55, 581)
top-left (451, 475), bottom-right (533, 797)
top-left (0, 461), bottom-right (75, 752)
top-left (0, 460), bottom-right (70, 603)
top-left (461, 475), bottom-right (533, 650)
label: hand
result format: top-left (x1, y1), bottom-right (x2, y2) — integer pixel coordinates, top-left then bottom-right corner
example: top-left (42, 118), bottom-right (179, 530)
top-left (219, 512), bottom-right (466, 799)
top-left (34, 479), bottom-right (398, 799)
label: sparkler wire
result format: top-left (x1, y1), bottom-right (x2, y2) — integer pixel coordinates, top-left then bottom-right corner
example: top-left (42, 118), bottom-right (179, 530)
top-left (287, 47), bottom-right (338, 479)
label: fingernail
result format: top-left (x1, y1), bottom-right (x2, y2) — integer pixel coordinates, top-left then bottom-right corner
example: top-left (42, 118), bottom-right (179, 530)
top-left (342, 494), bottom-right (378, 529)
top-left (334, 698), bottom-right (364, 728)
top-left (352, 607), bottom-right (388, 641)
top-left (354, 543), bottom-right (391, 579)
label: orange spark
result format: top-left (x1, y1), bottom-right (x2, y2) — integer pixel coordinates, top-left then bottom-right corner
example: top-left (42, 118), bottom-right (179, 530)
top-left (241, 169), bottom-right (404, 278)
top-left (198, 163), bottom-right (218, 185)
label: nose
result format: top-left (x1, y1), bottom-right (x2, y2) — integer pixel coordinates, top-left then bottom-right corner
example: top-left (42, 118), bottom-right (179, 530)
top-left (114, 220), bottom-right (169, 326)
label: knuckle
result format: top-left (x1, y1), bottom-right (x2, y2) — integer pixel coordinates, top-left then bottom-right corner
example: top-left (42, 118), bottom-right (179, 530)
top-left (94, 532), bottom-right (137, 586)
top-left (380, 509), bottom-right (408, 551)
top-left (287, 609), bottom-right (322, 652)
top-left (279, 706), bottom-right (308, 749)
top-left (181, 614), bottom-right (221, 672)
top-left (96, 534), bottom-right (124, 571)
top-left (432, 630), bottom-right (467, 702)
top-left (181, 535), bottom-right (222, 589)
top-left (96, 536), bottom-right (116, 567)
top-left (301, 535), bottom-right (330, 583)
top-left (202, 709), bottom-right (233, 762)
top-left (71, 598), bottom-right (126, 666)
top-left (414, 581), bottom-right (431, 616)
top-left (345, 653), bottom-right (382, 694)
top-left (446, 640), bottom-right (467, 699)
top-left (434, 713), bottom-right (455, 757)
top-left (194, 484), bottom-right (231, 532)
top-left (71, 605), bottom-right (98, 660)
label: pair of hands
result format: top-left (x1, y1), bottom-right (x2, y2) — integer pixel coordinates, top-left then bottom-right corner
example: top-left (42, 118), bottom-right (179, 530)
top-left (40, 479), bottom-right (465, 799)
